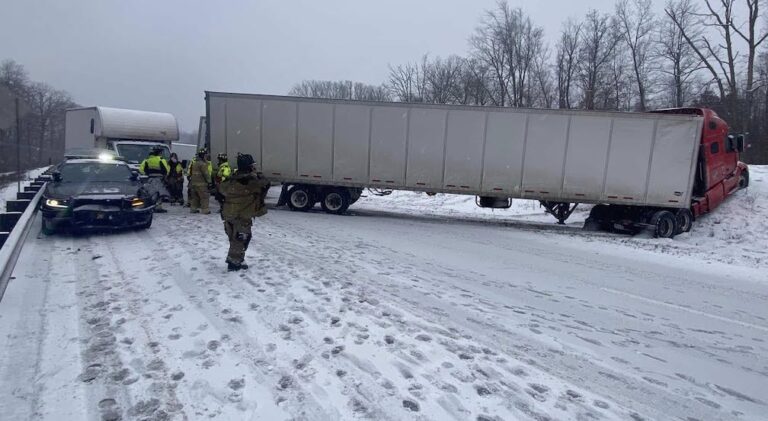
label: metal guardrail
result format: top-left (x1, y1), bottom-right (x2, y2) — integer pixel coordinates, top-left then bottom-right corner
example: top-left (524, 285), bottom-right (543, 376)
top-left (0, 176), bottom-right (48, 302)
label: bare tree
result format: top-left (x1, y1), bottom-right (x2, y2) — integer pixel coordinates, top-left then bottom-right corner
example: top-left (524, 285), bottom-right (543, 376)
top-left (289, 80), bottom-right (390, 101)
top-left (556, 19), bottom-right (582, 109)
top-left (578, 10), bottom-right (619, 110)
top-left (657, 0), bottom-right (703, 107)
top-left (616, 0), bottom-right (656, 110)
top-left (388, 62), bottom-right (420, 102)
top-left (471, 7), bottom-right (509, 106)
top-left (423, 55), bottom-right (465, 104)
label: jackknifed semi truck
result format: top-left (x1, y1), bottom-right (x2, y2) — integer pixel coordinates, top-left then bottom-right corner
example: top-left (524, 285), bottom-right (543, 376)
top-left (205, 91), bottom-right (748, 238)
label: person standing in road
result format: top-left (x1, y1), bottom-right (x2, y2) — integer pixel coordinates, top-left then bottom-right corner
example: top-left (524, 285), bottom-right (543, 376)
top-left (215, 153), bottom-right (232, 187)
top-left (139, 147), bottom-right (171, 213)
top-left (217, 153), bottom-right (270, 271)
top-left (188, 148), bottom-right (213, 214)
top-left (166, 152), bottom-right (184, 205)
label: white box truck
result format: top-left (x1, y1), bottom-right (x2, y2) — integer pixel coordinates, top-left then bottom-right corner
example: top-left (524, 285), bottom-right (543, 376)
top-left (205, 92), bottom-right (748, 238)
top-left (65, 106), bottom-right (179, 170)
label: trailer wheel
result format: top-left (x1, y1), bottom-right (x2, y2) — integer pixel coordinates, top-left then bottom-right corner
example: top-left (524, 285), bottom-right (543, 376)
top-left (738, 171), bottom-right (749, 189)
top-left (674, 209), bottom-right (693, 234)
top-left (650, 210), bottom-right (677, 239)
top-left (287, 186), bottom-right (314, 212)
top-left (320, 189), bottom-right (350, 215)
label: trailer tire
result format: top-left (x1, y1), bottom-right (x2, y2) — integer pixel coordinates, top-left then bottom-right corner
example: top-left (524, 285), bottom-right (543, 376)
top-left (674, 209), bottom-right (693, 234)
top-left (320, 189), bottom-right (350, 215)
top-left (583, 217), bottom-right (601, 232)
top-left (650, 210), bottom-right (677, 239)
top-left (739, 171), bottom-right (749, 189)
top-left (287, 185), bottom-right (314, 212)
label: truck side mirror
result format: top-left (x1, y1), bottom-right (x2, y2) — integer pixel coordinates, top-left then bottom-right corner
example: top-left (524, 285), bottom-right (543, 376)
top-left (52, 171), bottom-right (62, 182)
top-left (736, 135), bottom-right (745, 153)
top-left (726, 135), bottom-right (735, 152)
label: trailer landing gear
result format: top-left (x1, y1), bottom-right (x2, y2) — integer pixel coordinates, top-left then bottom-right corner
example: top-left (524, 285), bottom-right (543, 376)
top-left (540, 201), bottom-right (578, 224)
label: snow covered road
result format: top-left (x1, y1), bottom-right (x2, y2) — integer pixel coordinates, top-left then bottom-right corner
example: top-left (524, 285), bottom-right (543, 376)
top-left (1, 171), bottom-right (767, 421)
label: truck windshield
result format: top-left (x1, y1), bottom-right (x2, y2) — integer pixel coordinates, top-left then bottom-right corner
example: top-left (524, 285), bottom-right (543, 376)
top-left (115, 144), bottom-right (170, 163)
top-left (59, 162), bottom-right (133, 182)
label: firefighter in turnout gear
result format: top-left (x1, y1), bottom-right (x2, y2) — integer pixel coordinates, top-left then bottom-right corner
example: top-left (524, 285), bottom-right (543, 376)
top-left (139, 147), bottom-right (171, 213)
top-left (185, 152), bottom-right (212, 207)
top-left (166, 152), bottom-right (184, 204)
top-left (188, 148), bottom-right (213, 214)
top-left (216, 153), bottom-right (232, 186)
top-left (217, 153), bottom-right (270, 271)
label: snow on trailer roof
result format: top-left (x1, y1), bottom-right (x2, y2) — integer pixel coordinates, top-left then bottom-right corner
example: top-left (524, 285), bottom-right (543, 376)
top-left (69, 106), bottom-right (179, 142)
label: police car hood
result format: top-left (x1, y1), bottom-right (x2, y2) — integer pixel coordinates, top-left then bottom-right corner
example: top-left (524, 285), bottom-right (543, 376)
top-left (45, 181), bottom-right (141, 199)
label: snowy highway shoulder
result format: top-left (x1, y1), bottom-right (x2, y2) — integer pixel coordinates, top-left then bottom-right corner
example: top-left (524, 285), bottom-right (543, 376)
top-left (0, 167), bottom-right (766, 421)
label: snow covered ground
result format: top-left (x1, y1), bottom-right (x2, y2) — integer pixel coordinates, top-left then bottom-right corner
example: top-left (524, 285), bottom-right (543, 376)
top-left (0, 167), bottom-right (48, 211)
top-left (0, 167), bottom-right (766, 420)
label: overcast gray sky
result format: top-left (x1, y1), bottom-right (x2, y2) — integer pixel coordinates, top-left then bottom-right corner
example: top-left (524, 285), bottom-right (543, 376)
top-left (2, 0), bottom-right (647, 131)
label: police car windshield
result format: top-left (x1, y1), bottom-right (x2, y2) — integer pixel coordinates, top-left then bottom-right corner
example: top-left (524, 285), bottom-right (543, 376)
top-left (116, 144), bottom-right (170, 163)
top-left (59, 162), bottom-right (133, 182)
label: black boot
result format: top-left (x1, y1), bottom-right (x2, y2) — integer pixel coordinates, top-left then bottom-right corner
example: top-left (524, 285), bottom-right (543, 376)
top-left (227, 262), bottom-right (239, 272)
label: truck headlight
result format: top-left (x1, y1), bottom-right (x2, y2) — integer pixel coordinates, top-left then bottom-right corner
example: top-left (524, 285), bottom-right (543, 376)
top-left (45, 198), bottom-right (68, 208)
top-left (131, 198), bottom-right (145, 208)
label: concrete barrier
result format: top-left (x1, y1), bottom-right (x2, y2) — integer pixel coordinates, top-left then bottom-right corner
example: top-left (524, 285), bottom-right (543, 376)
top-left (0, 185), bottom-right (46, 301)
top-left (24, 185), bottom-right (41, 193)
top-left (6, 200), bottom-right (31, 213)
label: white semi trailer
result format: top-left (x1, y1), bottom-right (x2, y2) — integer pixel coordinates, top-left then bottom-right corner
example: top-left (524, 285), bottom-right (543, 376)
top-left (65, 106), bottom-right (179, 170)
top-left (205, 92), bottom-right (748, 238)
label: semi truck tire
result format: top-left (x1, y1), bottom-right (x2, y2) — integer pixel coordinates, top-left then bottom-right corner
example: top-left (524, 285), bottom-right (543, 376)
top-left (739, 171), bottom-right (749, 189)
top-left (650, 210), bottom-right (677, 238)
top-left (320, 189), bottom-right (351, 215)
top-left (287, 185), bottom-right (314, 212)
top-left (674, 209), bottom-right (693, 234)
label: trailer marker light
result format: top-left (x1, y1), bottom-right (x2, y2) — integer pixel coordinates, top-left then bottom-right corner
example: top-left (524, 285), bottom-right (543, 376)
top-left (608, 195), bottom-right (618, 199)
top-left (539, 191), bottom-right (550, 194)
top-left (668, 200), bottom-right (679, 203)
top-left (385, 180), bottom-right (395, 183)
top-left (313, 175), bottom-right (322, 178)
top-left (493, 188), bottom-right (504, 191)
top-left (623, 196), bottom-right (633, 200)
top-left (300, 174), bottom-right (309, 177)
top-left (272, 172), bottom-right (282, 176)
top-left (416, 182), bottom-right (426, 186)
top-left (460, 186), bottom-right (470, 189)
top-left (343, 177), bottom-right (352, 181)
top-left (372, 179), bottom-right (381, 182)
top-left (575, 193), bottom-right (585, 197)
top-left (447, 184), bottom-right (457, 188)
top-left (524, 190), bottom-right (534, 193)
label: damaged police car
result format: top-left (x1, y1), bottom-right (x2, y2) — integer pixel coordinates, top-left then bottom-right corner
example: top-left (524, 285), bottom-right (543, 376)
top-left (40, 153), bottom-right (156, 234)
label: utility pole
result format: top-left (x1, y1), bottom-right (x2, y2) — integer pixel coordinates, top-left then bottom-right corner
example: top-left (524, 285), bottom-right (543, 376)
top-left (15, 97), bottom-right (21, 194)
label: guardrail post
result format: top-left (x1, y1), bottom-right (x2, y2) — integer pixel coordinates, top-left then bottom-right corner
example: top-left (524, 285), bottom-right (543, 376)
top-left (6, 200), bottom-right (30, 213)
top-left (0, 212), bottom-right (22, 231)
top-left (16, 192), bottom-right (35, 200)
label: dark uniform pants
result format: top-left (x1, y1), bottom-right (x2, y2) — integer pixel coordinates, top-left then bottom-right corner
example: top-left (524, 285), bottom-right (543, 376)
top-left (224, 218), bottom-right (252, 264)
top-left (189, 185), bottom-right (210, 213)
top-left (166, 176), bottom-right (184, 202)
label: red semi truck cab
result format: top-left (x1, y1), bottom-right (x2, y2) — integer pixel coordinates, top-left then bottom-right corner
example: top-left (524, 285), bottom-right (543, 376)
top-left (651, 108), bottom-right (748, 218)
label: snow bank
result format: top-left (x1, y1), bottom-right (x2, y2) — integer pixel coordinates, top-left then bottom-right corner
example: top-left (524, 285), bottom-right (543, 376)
top-left (355, 166), bottom-right (768, 269)
top-left (0, 167), bottom-right (49, 212)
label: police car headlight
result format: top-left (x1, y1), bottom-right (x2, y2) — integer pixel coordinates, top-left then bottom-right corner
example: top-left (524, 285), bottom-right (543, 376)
top-left (45, 198), bottom-right (68, 208)
top-left (131, 198), bottom-right (145, 208)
